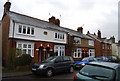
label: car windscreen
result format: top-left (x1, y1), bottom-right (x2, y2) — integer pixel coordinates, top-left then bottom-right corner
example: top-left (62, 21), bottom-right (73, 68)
top-left (43, 57), bottom-right (56, 62)
top-left (82, 58), bottom-right (88, 61)
top-left (79, 65), bottom-right (115, 80)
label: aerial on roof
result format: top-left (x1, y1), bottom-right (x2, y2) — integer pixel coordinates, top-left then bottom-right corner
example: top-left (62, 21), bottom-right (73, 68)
top-left (7, 11), bottom-right (92, 40)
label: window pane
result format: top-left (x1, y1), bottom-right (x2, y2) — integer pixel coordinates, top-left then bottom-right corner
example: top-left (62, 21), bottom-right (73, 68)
top-left (18, 25), bottom-right (22, 33)
top-left (28, 44), bottom-right (31, 48)
top-left (27, 27), bottom-right (30, 34)
top-left (23, 26), bottom-right (26, 34)
top-left (74, 53), bottom-right (77, 57)
top-left (31, 28), bottom-right (34, 35)
top-left (78, 53), bottom-right (80, 57)
top-left (23, 49), bottom-right (27, 54)
top-left (28, 49), bottom-right (31, 55)
top-left (63, 34), bottom-right (64, 39)
top-left (55, 33), bottom-right (57, 38)
top-left (18, 44), bottom-right (22, 49)
top-left (23, 44), bottom-right (27, 48)
top-left (60, 34), bottom-right (62, 39)
top-left (58, 34), bottom-right (59, 39)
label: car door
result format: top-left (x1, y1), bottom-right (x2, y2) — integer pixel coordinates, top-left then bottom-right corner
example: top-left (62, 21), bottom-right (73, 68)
top-left (62, 56), bottom-right (71, 70)
top-left (54, 56), bottom-right (65, 73)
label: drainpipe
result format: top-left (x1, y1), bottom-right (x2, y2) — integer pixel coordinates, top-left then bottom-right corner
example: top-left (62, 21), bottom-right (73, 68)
top-left (12, 20), bottom-right (15, 47)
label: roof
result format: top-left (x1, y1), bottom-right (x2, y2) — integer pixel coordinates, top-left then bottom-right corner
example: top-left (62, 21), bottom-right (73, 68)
top-left (87, 34), bottom-right (101, 42)
top-left (89, 61), bottom-right (119, 69)
top-left (7, 11), bottom-right (92, 40)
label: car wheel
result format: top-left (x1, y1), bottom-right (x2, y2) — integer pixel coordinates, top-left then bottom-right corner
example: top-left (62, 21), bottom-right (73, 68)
top-left (69, 66), bottom-right (74, 73)
top-left (46, 69), bottom-right (53, 77)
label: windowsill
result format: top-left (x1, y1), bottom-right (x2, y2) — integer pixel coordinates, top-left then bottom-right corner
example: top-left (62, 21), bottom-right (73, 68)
top-left (17, 33), bottom-right (35, 37)
top-left (54, 38), bottom-right (65, 41)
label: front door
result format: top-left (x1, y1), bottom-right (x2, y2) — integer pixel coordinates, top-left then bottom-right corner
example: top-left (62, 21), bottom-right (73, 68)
top-left (38, 47), bottom-right (44, 62)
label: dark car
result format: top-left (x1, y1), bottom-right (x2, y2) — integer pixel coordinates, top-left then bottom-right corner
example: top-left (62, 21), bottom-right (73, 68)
top-left (74, 61), bottom-right (120, 81)
top-left (96, 56), bottom-right (109, 62)
top-left (75, 57), bottom-right (97, 69)
top-left (108, 56), bottom-right (119, 63)
top-left (32, 56), bottom-right (74, 77)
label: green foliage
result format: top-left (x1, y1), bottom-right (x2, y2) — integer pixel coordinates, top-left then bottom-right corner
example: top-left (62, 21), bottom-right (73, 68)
top-left (15, 54), bottom-right (32, 66)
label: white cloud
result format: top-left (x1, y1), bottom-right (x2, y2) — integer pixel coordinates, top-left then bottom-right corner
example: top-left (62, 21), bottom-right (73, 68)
top-left (0, 0), bottom-right (119, 41)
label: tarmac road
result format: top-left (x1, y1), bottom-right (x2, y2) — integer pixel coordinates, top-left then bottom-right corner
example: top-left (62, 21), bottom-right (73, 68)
top-left (2, 70), bottom-right (79, 81)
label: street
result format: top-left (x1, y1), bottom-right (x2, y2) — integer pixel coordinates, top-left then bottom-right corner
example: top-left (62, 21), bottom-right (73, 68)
top-left (2, 70), bottom-right (79, 81)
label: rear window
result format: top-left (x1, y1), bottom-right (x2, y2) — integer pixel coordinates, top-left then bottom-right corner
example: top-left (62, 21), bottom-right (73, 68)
top-left (79, 65), bottom-right (115, 80)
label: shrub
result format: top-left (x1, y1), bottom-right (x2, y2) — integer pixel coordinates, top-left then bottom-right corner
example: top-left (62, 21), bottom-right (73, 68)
top-left (15, 54), bottom-right (32, 66)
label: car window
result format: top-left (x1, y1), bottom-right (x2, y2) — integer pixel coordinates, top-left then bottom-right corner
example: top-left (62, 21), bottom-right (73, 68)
top-left (79, 65), bottom-right (114, 80)
top-left (55, 57), bottom-right (63, 63)
top-left (63, 56), bottom-right (70, 61)
top-left (43, 56), bottom-right (56, 62)
top-left (82, 58), bottom-right (88, 61)
top-left (89, 58), bottom-right (94, 61)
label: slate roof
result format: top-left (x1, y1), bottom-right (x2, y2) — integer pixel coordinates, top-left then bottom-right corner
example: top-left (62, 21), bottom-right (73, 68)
top-left (88, 33), bottom-right (112, 44)
top-left (7, 11), bottom-right (92, 40)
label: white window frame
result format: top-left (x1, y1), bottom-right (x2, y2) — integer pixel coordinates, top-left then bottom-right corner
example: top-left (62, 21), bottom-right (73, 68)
top-left (73, 48), bottom-right (82, 58)
top-left (18, 24), bottom-right (35, 36)
top-left (54, 45), bottom-right (65, 56)
top-left (54, 32), bottom-right (64, 40)
top-left (16, 42), bottom-right (34, 57)
top-left (89, 40), bottom-right (94, 46)
top-left (74, 37), bottom-right (81, 44)
top-left (89, 49), bottom-right (95, 57)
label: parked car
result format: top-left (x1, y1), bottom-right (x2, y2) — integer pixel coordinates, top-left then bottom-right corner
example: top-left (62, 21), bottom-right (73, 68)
top-left (74, 61), bottom-right (120, 81)
top-left (96, 56), bottom-right (109, 62)
top-left (108, 56), bottom-right (119, 63)
top-left (74, 57), bottom-right (97, 69)
top-left (32, 56), bottom-right (74, 77)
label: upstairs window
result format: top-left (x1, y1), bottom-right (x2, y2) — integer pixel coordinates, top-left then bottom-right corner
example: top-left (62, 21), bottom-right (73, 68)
top-left (74, 37), bottom-right (81, 44)
top-left (89, 40), bottom-right (94, 46)
top-left (18, 24), bottom-right (34, 35)
top-left (54, 33), bottom-right (64, 40)
top-left (23, 26), bottom-right (26, 34)
top-left (31, 28), bottom-right (34, 35)
top-left (27, 27), bottom-right (30, 34)
top-left (18, 25), bottom-right (22, 33)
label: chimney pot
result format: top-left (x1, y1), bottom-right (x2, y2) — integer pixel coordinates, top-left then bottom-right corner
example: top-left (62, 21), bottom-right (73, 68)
top-left (4, 1), bottom-right (11, 14)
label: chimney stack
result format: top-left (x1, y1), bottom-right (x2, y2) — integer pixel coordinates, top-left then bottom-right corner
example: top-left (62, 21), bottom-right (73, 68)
top-left (48, 16), bottom-right (60, 26)
top-left (4, 1), bottom-right (11, 15)
top-left (110, 36), bottom-right (115, 43)
top-left (77, 27), bottom-right (83, 34)
top-left (97, 30), bottom-right (101, 38)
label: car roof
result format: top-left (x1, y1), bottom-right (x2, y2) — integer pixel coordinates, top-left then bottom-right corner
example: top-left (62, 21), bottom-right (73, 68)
top-left (89, 61), bottom-right (119, 69)
top-left (84, 57), bottom-right (94, 59)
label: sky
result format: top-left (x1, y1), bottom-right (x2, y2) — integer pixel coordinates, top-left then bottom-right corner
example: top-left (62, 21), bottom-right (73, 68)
top-left (0, 0), bottom-right (119, 41)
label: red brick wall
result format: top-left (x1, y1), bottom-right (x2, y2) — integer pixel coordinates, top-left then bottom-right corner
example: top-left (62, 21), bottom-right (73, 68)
top-left (87, 34), bottom-right (102, 57)
top-left (2, 14), bottom-right (11, 63)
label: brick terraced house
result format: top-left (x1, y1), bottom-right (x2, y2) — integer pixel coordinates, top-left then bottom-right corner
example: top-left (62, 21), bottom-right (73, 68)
top-left (1, 1), bottom-right (95, 65)
top-left (87, 30), bottom-right (112, 57)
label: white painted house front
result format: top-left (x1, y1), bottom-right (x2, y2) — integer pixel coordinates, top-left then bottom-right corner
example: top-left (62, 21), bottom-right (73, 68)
top-left (7, 11), bottom-right (67, 62)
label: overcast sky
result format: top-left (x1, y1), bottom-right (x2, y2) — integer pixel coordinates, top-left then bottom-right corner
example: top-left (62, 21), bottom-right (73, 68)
top-left (0, 0), bottom-right (119, 41)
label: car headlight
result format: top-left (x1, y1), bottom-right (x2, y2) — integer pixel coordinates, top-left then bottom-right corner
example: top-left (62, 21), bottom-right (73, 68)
top-left (81, 63), bottom-right (85, 66)
top-left (39, 65), bottom-right (44, 68)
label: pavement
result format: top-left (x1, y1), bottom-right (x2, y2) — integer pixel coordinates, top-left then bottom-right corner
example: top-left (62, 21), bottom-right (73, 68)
top-left (2, 71), bottom-right (32, 78)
